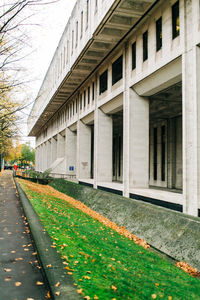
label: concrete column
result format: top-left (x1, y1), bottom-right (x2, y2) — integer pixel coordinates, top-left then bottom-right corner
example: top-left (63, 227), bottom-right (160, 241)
top-left (182, 46), bottom-right (200, 216)
top-left (57, 133), bottom-right (65, 158)
top-left (65, 128), bottom-right (77, 176)
top-left (77, 120), bottom-right (91, 179)
top-left (95, 109), bottom-right (113, 183)
top-left (51, 137), bottom-right (57, 164)
top-left (123, 88), bottom-right (149, 196)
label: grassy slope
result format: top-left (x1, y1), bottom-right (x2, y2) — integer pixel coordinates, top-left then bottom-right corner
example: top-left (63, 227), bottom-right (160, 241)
top-left (20, 181), bottom-right (200, 300)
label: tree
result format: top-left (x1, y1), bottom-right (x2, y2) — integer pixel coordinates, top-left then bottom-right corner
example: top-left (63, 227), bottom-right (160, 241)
top-left (21, 143), bottom-right (35, 164)
top-left (0, 0), bottom-right (58, 171)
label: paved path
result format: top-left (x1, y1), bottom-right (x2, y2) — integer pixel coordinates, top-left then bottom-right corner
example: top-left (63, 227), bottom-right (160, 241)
top-left (0, 171), bottom-right (51, 300)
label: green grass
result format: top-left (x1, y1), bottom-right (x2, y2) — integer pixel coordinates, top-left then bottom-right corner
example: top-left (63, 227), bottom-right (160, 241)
top-left (20, 181), bottom-right (200, 300)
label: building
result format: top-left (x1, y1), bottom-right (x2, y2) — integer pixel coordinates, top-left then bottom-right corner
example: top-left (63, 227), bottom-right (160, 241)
top-left (28, 0), bottom-right (200, 217)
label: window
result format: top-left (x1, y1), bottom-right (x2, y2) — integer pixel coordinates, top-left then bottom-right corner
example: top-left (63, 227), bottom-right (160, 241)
top-left (80, 11), bottom-right (83, 38)
top-left (73, 101), bottom-right (74, 116)
top-left (71, 30), bottom-right (74, 54)
top-left (156, 17), bottom-right (162, 51)
top-left (92, 82), bottom-right (95, 101)
top-left (88, 86), bottom-right (90, 104)
top-left (99, 70), bottom-right (108, 95)
top-left (84, 90), bottom-right (86, 107)
top-left (66, 40), bottom-right (69, 64)
top-left (143, 31), bottom-right (148, 61)
top-left (172, 1), bottom-right (179, 39)
top-left (95, 0), bottom-right (98, 12)
top-left (112, 55), bottom-right (123, 85)
top-left (86, 0), bottom-right (89, 29)
top-left (80, 94), bottom-right (82, 110)
top-left (76, 98), bottom-right (78, 113)
top-left (153, 127), bottom-right (157, 180)
top-left (63, 46), bottom-right (66, 68)
top-left (76, 21), bottom-right (78, 47)
top-left (132, 42), bottom-right (136, 70)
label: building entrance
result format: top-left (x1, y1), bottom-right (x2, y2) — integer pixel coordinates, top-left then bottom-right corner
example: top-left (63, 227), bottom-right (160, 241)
top-left (149, 83), bottom-right (182, 191)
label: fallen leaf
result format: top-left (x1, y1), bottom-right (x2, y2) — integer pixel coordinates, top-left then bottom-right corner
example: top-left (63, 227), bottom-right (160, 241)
top-left (4, 268), bottom-right (11, 272)
top-left (5, 276), bottom-right (11, 282)
top-left (46, 264), bottom-right (52, 268)
top-left (55, 282), bottom-right (60, 287)
top-left (77, 289), bottom-right (83, 294)
top-left (55, 292), bottom-right (61, 296)
top-left (111, 285), bottom-right (117, 291)
top-left (67, 272), bottom-right (73, 275)
top-left (15, 281), bottom-right (22, 286)
top-left (151, 295), bottom-right (157, 299)
top-left (46, 291), bottom-right (51, 299)
top-left (15, 258), bottom-right (23, 261)
top-left (84, 297), bottom-right (90, 300)
top-left (94, 296), bottom-right (99, 300)
top-left (36, 281), bottom-right (44, 286)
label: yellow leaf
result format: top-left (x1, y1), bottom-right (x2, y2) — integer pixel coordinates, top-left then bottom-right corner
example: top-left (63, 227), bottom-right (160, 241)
top-left (152, 295), bottom-right (157, 299)
top-left (77, 289), bottom-right (83, 294)
top-left (15, 282), bottom-right (22, 286)
top-left (55, 291), bottom-right (61, 296)
top-left (46, 291), bottom-right (51, 298)
top-left (55, 282), bottom-right (60, 287)
top-left (36, 281), bottom-right (44, 286)
top-left (111, 285), bottom-right (117, 291)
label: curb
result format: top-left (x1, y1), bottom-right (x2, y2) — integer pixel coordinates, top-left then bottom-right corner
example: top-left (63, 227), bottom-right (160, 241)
top-left (14, 178), bottom-right (81, 300)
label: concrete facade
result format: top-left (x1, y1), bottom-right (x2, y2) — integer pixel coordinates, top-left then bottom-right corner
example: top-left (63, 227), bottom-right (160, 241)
top-left (28, 0), bottom-right (200, 217)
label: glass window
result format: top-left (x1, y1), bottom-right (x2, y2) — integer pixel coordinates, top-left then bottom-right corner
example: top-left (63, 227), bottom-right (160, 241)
top-left (132, 42), bottom-right (136, 70)
top-left (143, 31), bottom-right (148, 61)
top-left (80, 11), bottom-right (83, 38)
top-left (156, 17), bottom-right (162, 51)
top-left (99, 70), bottom-right (108, 95)
top-left (172, 1), bottom-right (179, 39)
top-left (84, 90), bottom-right (86, 107)
top-left (76, 21), bottom-right (78, 47)
top-left (92, 82), bottom-right (95, 101)
top-left (88, 86), bottom-right (90, 104)
top-left (112, 55), bottom-right (123, 85)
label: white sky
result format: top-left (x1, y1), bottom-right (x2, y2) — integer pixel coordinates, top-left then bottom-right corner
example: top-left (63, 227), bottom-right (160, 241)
top-left (16, 0), bottom-right (76, 147)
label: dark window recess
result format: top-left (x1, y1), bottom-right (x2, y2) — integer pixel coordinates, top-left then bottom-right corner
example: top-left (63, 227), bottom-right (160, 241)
top-left (76, 98), bottom-right (78, 113)
top-left (153, 127), bottom-right (157, 181)
top-left (113, 137), bottom-right (116, 177)
top-left (156, 17), bottom-right (162, 51)
top-left (84, 91), bottom-right (86, 107)
top-left (161, 125), bottom-right (165, 181)
top-left (143, 31), bottom-right (148, 62)
top-left (88, 86), bottom-right (90, 104)
top-left (73, 101), bottom-right (74, 115)
top-left (132, 42), bottom-right (136, 70)
top-left (172, 1), bottom-right (179, 39)
top-left (90, 125), bottom-right (94, 179)
top-left (92, 82), bottom-right (95, 101)
top-left (112, 55), bottom-right (123, 85)
top-left (99, 69), bottom-right (108, 95)
top-left (118, 136), bottom-right (121, 177)
top-left (80, 94), bottom-right (82, 110)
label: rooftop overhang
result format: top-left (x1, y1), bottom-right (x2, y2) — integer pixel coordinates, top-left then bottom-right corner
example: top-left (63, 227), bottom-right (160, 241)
top-left (29, 0), bottom-right (157, 136)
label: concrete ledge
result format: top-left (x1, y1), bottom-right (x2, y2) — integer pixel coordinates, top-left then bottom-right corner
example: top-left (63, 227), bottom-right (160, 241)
top-left (14, 179), bottom-right (81, 300)
top-left (50, 179), bottom-right (200, 271)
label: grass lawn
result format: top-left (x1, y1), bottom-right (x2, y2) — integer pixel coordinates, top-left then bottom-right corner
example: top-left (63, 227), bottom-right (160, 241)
top-left (18, 179), bottom-right (200, 300)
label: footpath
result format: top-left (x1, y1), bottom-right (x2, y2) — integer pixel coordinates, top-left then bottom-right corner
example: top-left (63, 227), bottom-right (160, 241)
top-left (0, 171), bottom-right (50, 300)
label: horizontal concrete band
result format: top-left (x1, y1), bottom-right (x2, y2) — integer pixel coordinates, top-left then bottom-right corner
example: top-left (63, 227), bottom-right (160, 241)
top-left (14, 179), bottom-right (81, 300)
top-left (50, 179), bottom-right (200, 271)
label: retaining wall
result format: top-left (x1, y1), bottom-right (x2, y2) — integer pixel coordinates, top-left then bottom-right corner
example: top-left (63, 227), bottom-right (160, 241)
top-left (49, 179), bottom-right (200, 271)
